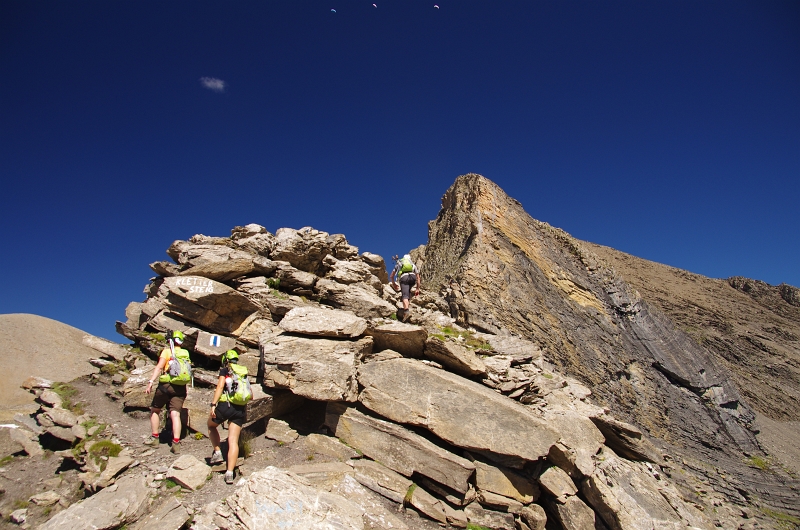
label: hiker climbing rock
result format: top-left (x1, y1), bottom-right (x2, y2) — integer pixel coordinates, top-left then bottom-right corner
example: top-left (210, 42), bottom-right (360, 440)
top-left (390, 254), bottom-right (421, 322)
top-left (144, 330), bottom-right (192, 453)
top-left (208, 349), bottom-right (252, 484)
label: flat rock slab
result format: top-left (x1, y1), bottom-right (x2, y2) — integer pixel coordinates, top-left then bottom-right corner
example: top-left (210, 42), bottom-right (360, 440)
top-left (581, 448), bottom-right (686, 530)
top-left (224, 466), bottom-right (365, 530)
top-left (261, 335), bottom-right (372, 402)
top-left (473, 460), bottom-right (539, 504)
top-left (325, 403), bottom-right (475, 494)
top-left (365, 322), bottom-right (427, 358)
top-left (266, 418), bottom-right (299, 444)
top-left (160, 276), bottom-right (260, 334)
top-left (423, 337), bottom-right (487, 377)
top-left (352, 459), bottom-right (413, 504)
top-left (167, 454), bottom-right (210, 491)
top-left (546, 496), bottom-right (596, 530)
top-left (279, 306), bottom-right (367, 338)
top-left (304, 433), bottom-right (360, 461)
top-left (40, 475), bottom-right (150, 530)
top-left (331, 474), bottom-right (409, 530)
top-left (538, 465), bottom-right (578, 502)
top-left (464, 502), bottom-right (516, 530)
top-left (357, 358), bottom-right (560, 462)
top-left (82, 335), bottom-right (128, 361)
top-left (545, 411), bottom-right (605, 478)
top-left (315, 278), bottom-right (396, 319)
top-left (135, 496), bottom-right (190, 530)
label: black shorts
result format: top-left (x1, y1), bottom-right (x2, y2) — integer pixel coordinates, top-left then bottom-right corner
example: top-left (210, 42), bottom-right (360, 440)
top-left (150, 383), bottom-right (187, 413)
top-left (212, 402), bottom-right (247, 427)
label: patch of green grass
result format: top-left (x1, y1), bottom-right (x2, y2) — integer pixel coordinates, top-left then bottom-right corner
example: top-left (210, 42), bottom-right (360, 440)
top-left (389, 313), bottom-right (397, 321)
top-left (12, 500), bottom-right (29, 510)
top-left (762, 507), bottom-right (800, 530)
top-left (141, 331), bottom-right (166, 342)
top-left (542, 373), bottom-right (554, 379)
top-left (266, 277), bottom-right (280, 289)
top-left (435, 326), bottom-right (492, 350)
top-left (306, 454), bottom-right (314, 461)
top-left (403, 483), bottom-right (417, 505)
top-left (164, 479), bottom-right (179, 489)
top-left (99, 360), bottom-right (127, 376)
top-left (270, 289), bottom-right (288, 300)
top-left (88, 440), bottom-right (122, 469)
top-left (746, 455), bottom-right (771, 471)
top-left (193, 432), bottom-right (205, 440)
top-left (467, 524), bottom-right (492, 530)
top-left (0, 455), bottom-right (14, 467)
top-left (52, 382), bottom-right (84, 414)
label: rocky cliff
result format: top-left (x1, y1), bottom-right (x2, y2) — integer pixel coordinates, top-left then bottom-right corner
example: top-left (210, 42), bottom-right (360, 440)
top-left (421, 173), bottom-right (800, 520)
top-left (2, 175), bottom-right (798, 530)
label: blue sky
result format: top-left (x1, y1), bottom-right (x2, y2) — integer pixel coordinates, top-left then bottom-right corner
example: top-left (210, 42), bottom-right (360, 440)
top-left (2, 1), bottom-right (798, 341)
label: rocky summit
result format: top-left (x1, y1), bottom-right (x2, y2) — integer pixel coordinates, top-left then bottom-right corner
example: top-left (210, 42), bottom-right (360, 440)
top-left (1, 174), bottom-right (798, 530)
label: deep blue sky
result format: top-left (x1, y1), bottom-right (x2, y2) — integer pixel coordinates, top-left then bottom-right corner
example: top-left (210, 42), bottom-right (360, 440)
top-left (2, 1), bottom-right (798, 341)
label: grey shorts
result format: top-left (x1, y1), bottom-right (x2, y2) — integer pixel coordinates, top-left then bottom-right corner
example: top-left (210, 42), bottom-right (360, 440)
top-left (399, 273), bottom-right (417, 300)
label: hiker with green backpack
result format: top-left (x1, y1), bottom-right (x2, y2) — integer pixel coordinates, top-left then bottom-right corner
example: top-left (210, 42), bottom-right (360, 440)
top-left (390, 254), bottom-right (421, 322)
top-left (144, 330), bottom-right (193, 453)
top-left (208, 349), bottom-right (253, 484)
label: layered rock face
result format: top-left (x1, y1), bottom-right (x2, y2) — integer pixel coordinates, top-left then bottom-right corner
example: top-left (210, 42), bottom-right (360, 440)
top-left (420, 173), bottom-right (800, 518)
top-left (96, 218), bottom-right (753, 529)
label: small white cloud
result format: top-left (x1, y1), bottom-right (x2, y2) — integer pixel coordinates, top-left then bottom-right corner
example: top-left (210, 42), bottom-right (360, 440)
top-left (199, 77), bottom-right (226, 92)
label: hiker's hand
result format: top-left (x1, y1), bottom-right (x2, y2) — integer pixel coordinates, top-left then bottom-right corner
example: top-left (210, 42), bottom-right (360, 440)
top-left (210, 408), bottom-right (217, 420)
top-left (145, 380), bottom-right (153, 394)
top-left (415, 288), bottom-right (420, 297)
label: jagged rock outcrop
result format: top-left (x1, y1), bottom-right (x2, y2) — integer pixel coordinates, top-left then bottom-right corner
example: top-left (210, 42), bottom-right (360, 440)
top-left (420, 173), bottom-right (800, 519)
top-left (12, 193), bottom-right (784, 529)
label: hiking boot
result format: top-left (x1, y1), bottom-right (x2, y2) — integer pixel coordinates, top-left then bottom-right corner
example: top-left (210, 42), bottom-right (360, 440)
top-left (224, 470), bottom-right (234, 484)
top-left (402, 310), bottom-right (411, 323)
top-left (209, 450), bottom-right (224, 465)
top-left (170, 442), bottom-right (181, 454)
top-left (143, 436), bottom-right (160, 446)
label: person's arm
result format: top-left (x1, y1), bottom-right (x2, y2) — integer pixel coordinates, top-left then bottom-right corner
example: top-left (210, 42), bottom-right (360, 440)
top-left (415, 270), bottom-right (421, 295)
top-left (145, 353), bottom-right (168, 394)
top-left (209, 376), bottom-right (226, 419)
top-left (390, 266), bottom-right (397, 285)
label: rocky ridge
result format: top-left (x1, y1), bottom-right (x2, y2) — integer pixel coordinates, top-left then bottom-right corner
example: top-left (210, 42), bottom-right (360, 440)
top-left (0, 180), bottom-right (795, 529)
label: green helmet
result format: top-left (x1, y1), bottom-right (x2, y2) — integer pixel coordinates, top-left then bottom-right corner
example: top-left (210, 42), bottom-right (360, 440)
top-left (171, 330), bottom-right (185, 343)
top-left (223, 350), bottom-right (239, 363)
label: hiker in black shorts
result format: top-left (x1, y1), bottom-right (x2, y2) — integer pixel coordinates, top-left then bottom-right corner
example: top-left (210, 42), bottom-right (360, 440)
top-left (208, 350), bottom-right (247, 484)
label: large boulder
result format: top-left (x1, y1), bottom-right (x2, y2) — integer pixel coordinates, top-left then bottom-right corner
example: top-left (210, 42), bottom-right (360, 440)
top-left (325, 403), bottom-right (475, 494)
top-left (365, 322), bottom-right (428, 358)
top-left (423, 337), bottom-right (487, 377)
top-left (543, 410), bottom-right (605, 478)
top-left (223, 466), bottom-right (365, 529)
top-left (472, 460), bottom-right (539, 504)
top-left (261, 335), bottom-right (372, 401)
top-left (315, 278), bottom-right (396, 319)
top-left (581, 448), bottom-right (689, 530)
top-left (157, 276), bottom-right (260, 334)
top-left (271, 227), bottom-right (337, 273)
top-left (279, 306), bottom-right (367, 338)
top-left (39, 475), bottom-right (150, 530)
top-left (167, 454), bottom-right (210, 491)
top-left (323, 255), bottom-right (382, 292)
top-left (81, 335), bottom-right (128, 362)
top-left (357, 358), bottom-right (560, 462)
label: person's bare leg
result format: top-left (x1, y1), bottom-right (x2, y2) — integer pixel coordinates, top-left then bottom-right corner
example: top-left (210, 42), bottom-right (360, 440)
top-left (149, 408), bottom-right (161, 435)
top-left (226, 423), bottom-right (242, 473)
top-left (208, 418), bottom-right (222, 453)
top-left (170, 409), bottom-right (181, 441)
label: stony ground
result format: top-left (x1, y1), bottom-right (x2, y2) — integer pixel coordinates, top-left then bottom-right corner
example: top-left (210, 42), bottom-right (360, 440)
top-left (0, 373), bottom-right (443, 530)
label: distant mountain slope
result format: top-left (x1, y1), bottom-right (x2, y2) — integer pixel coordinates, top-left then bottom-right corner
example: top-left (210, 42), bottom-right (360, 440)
top-left (0, 314), bottom-right (98, 420)
top-left (586, 243), bottom-right (800, 424)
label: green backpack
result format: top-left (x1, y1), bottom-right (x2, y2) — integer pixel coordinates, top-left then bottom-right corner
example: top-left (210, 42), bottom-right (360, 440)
top-left (399, 257), bottom-right (414, 274)
top-left (225, 364), bottom-right (253, 406)
top-left (167, 347), bottom-right (192, 385)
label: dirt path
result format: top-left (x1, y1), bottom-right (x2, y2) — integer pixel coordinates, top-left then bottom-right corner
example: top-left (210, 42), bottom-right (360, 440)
top-left (0, 373), bottom-right (442, 529)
